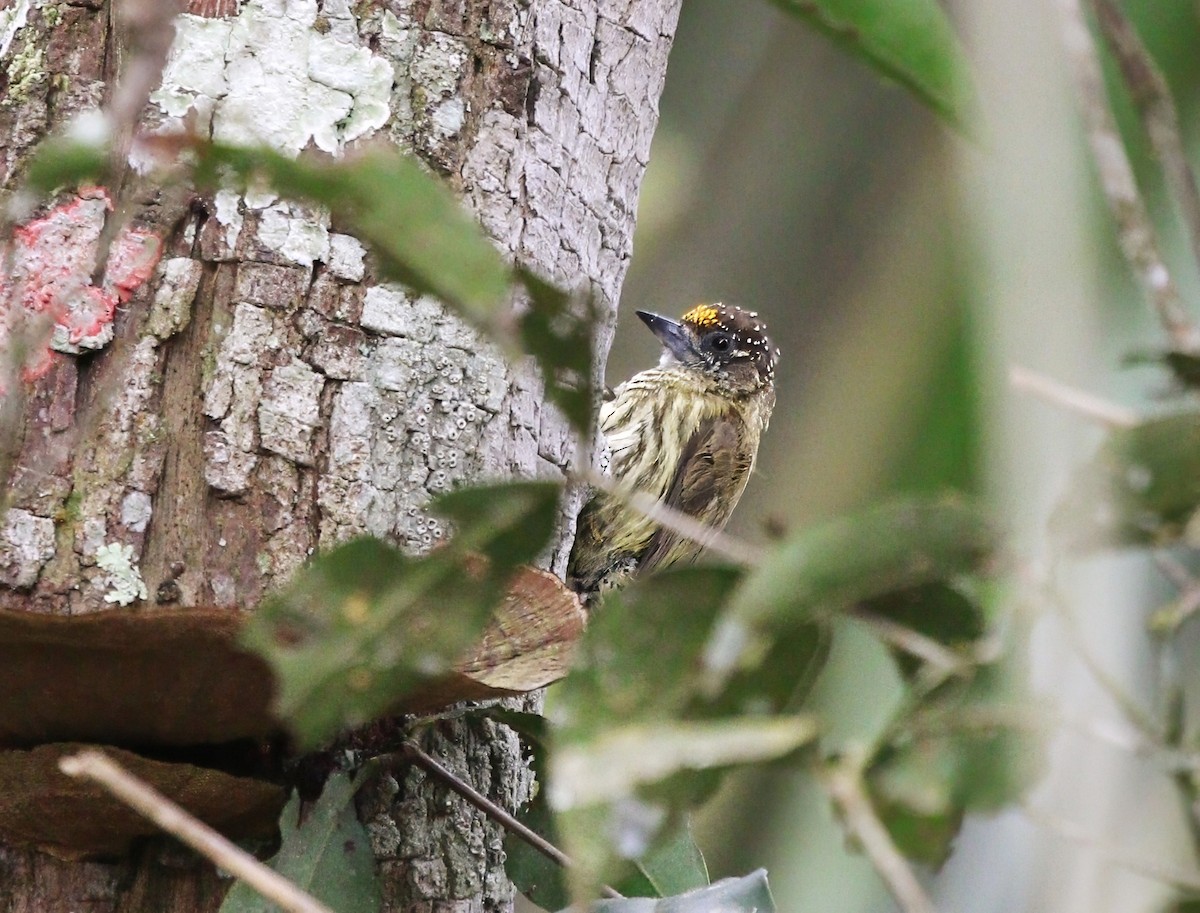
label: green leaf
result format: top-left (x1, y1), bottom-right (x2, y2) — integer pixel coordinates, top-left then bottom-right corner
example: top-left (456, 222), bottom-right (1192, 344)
top-left (550, 717), bottom-right (817, 811)
top-left (633, 818), bottom-right (709, 897)
top-left (196, 143), bottom-right (510, 328)
top-left (517, 267), bottom-right (597, 433)
top-left (562, 566), bottom-right (829, 735)
top-left (23, 135), bottom-right (110, 194)
top-left (219, 772), bottom-right (380, 913)
top-left (583, 869), bottom-right (776, 913)
top-left (240, 482), bottom-right (560, 747)
top-left (865, 662), bottom-right (1038, 866)
top-left (704, 498), bottom-right (996, 693)
top-left (768, 0), bottom-right (975, 131)
top-left (1053, 412), bottom-right (1200, 550)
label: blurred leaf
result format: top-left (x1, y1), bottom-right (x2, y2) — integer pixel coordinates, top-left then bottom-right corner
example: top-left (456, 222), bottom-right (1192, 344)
top-left (1125, 349), bottom-right (1200, 390)
top-left (240, 482), bottom-right (560, 747)
top-left (406, 566), bottom-right (586, 713)
top-left (196, 143), bottom-right (509, 328)
top-left (564, 566), bottom-right (828, 733)
top-left (220, 772), bottom-right (380, 913)
top-left (865, 662), bottom-right (1037, 867)
top-left (1163, 900), bottom-right (1200, 913)
top-left (633, 818), bottom-right (709, 896)
top-left (23, 136), bottom-right (110, 194)
top-left (0, 743), bottom-right (283, 860)
top-left (860, 582), bottom-right (986, 679)
top-left (518, 267), bottom-right (597, 432)
top-left (585, 869), bottom-right (775, 913)
top-left (704, 498), bottom-right (996, 692)
top-left (550, 717), bottom-right (816, 811)
top-left (768, 0), bottom-right (975, 130)
top-left (1052, 412), bottom-right (1200, 550)
top-left (189, 142), bottom-right (596, 434)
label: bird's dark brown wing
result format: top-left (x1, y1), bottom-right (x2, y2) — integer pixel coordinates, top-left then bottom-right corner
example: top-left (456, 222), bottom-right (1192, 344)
top-left (636, 411), bottom-right (754, 576)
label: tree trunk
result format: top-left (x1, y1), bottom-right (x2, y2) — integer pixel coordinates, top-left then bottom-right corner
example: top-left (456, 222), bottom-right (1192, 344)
top-left (0, 0), bottom-right (679, 910)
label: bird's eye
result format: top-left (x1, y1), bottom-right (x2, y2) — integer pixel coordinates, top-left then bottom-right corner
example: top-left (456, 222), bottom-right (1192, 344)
top-left (706, 332), bottom-right (732, 354)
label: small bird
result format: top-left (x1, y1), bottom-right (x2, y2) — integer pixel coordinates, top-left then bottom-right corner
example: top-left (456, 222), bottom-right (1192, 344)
top-left (568, 303), bottom-right (778, 598)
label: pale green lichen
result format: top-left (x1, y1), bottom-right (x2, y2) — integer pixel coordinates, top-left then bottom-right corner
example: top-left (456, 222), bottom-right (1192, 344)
top-left (4, 42), bottom-right (45, 108)
top-left (95, 542), bottom-right (149, 605)
top-left (42, 3), bottom-right (62, 27)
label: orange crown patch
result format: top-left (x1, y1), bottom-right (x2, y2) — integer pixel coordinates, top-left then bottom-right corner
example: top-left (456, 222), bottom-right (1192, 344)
top-left (682, 303), bottom-right (721, 328)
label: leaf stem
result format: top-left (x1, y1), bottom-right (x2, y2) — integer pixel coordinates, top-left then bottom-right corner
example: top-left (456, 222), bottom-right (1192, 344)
top-left (578, 469), bottom-right (765, 567)
top-left (822, 756), bottom-right (939, 913)
top-left (58, 749), bottom-right (334, 913)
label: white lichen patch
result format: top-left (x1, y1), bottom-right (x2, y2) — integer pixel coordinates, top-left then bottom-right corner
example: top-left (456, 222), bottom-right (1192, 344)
top-left (0, 508), bottom-right (55, 588)
top-left (152, 0), bottom-right (392, 156)
top-left (119, 491), bottom-right (154, 534)
top-left (327, 233), bottom-right (366, 281)
top-left (94, 541), bottom-right (149, 605)
top-left (146, 258), bottom-right (203, 338)
top-left (256, 201), bottom-right (330, 268)
top-left (212, 189), bottom-right (244, 252)
top-left (0, 0), bottom-right (33, 62)
top-left (258, 359), bottom-right (325, 465)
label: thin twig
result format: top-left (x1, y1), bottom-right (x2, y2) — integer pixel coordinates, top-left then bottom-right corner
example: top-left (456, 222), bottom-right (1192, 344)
top-left (400, 740), bottom-right (623, 900)
top-left (1090, 0), bottom-right (1200, 283)
top-left (822, 757), bottom-right (938, 913)
top-left (1025, 803), bottom-right (1200, 892)
top-left (1044, 577), bottom-right (1164, 742)
top-left (849, 607), bottom-right (971, 677)
top-left (578, 469), bottom-right (765, 567)
top-left (90, 0), bottom-right (183, 286)
top-left (1055, 0), bottom-right (1200, 353)
top-left (1149, 554), bottom-right (1200, 635)
top-left (1009, 364), bottom-right (1139, 428)
top-left (58, 749), bottom-right (334, 913)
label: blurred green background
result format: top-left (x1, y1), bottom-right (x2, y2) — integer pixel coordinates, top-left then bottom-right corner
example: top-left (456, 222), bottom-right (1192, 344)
top-left (601, 1), bottom-right (1200, 910)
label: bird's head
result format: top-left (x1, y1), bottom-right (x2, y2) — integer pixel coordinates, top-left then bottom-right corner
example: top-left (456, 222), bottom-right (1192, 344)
top-left (636, 303), bottom-right (778, 396)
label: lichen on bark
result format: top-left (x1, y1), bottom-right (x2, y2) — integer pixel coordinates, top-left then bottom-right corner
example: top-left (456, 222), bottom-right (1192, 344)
top-left (0, 0), bottom-right (681, 909)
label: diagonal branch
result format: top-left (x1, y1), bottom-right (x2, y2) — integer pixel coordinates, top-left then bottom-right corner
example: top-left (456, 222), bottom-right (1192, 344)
top-left (398, 740), bottom-right (624, 900)
top-left (822, 755), bottom-right (939, 913)
top-left (58, 749), bottom-right (334, 913)
top-left (578, 469), bottom-right (765, 567)
top-left (1090, 0), bottom-right (1200, 283)
top-left (1055, 0), bottom-right (1200, 354)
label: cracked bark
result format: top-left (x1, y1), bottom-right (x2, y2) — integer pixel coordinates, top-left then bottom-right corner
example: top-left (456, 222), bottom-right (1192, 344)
top-left (0, 0), bottom-right (680, 910)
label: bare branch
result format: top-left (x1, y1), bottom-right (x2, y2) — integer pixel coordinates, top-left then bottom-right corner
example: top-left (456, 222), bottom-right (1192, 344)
top-left (1055, 0), bottom-right (1200, 353)
top-left (1025, 803), bottom-right (1200, 892)
top-left (1009, 364), bottom-right (1139, 428)
top-left (578, 469), bottom-right (765, 567)
top-left (1090, 0), bottom-right (1200, 282)
top-left (58, 749), bottom-right (335, 913)
top-left (822, 757), bottom-right (939, 913)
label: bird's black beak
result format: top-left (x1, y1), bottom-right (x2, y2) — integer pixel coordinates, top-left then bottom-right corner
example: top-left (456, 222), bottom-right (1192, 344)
top-left (636, 310), bottom-right (694, 362)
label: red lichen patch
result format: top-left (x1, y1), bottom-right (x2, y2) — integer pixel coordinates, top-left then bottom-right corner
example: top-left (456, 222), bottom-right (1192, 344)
top-left (0, 189), bottom-right (162, 383)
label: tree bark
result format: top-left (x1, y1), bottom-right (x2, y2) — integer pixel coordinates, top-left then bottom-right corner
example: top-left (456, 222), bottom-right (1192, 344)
top-left (0, 0), bottom-right (679, 910)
